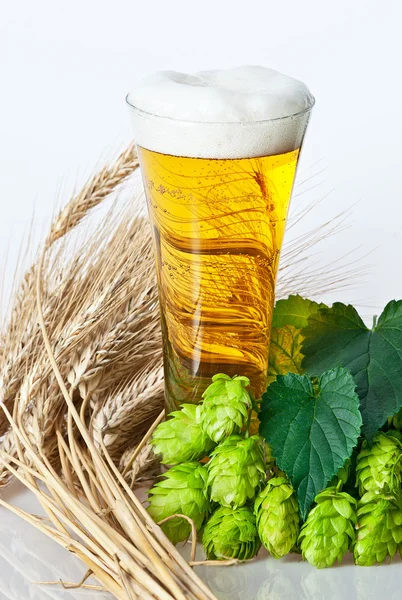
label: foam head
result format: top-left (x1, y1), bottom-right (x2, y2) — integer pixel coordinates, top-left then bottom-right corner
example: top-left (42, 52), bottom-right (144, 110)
top-left (126, 66), bottom-right (314, 159)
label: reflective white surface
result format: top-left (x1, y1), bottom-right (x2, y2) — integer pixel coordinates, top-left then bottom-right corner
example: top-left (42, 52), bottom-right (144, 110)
top-left (0, 484), bottom-right (112, 600)
top-left (1, 483), bottom-right (401, 600)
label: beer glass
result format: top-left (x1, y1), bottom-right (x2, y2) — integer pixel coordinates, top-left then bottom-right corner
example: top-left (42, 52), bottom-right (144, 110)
top-left (127, 73), bottom-right (313, 413)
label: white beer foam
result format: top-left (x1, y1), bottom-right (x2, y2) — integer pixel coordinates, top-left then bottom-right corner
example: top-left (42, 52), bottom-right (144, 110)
top-left (126, 66), bottom-right (314, 159)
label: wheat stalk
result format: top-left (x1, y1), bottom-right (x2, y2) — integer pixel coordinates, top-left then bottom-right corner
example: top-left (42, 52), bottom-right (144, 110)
top-left (48, 143), bottom-right (138, 244)
top-left (0, 142), bottom-right (365, 598)
top-left (119, 442), bottom-right (161, 489)
top-left (92, 362), bottom-right (164, 459)
top-left (0, 214), bottom-right (163, 491)
top-left (0, 246), bottom-right (216, 598)
top-left (0, 145), bottom-right (139, 438)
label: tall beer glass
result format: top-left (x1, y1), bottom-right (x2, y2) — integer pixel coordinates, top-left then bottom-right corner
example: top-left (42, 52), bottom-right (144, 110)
top-left (127, 68), bottom-right (314, 413)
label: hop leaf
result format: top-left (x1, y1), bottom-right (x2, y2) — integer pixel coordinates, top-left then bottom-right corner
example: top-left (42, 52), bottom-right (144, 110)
top-left (254, 477), bottom-right (300, 558)
top-left (267, 295), bottom-right (327, 386)
top-left (267, 325), bottom-right (305, 385)
top-left (202, 505), bottom-right (261, 560)
top-left (299, 486), bottom-right (357, 568)
top-left (354, 491), bottom-right (402, 566)
top-left (272, 295), bottom-right (328, 329)
top-left (207, 434), bottom-right (266, 508)
top-left (301, 300), bottom-right (402, 442)
top-left (259, 367), bottom-right (362, 519)
top-left (150, 404), bottom-right (215, 464)
top-left (197, 374), bottom-right (252, 443)
top-left (356, 431), bottom-right (402, 496)
top-left (147, 463), bottom-right (209, 545)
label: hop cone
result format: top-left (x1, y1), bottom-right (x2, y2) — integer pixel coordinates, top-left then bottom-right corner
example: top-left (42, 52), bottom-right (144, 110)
top-left (263, 440), bottom-right (275, 472)
top-left (150, 404), bottom-right (215, 465)
top-left (329, 458), bottom-right (351, 488)
top-left (354, 491), bottom-right (402, 566)
top-left (254, 477), bottom-right (300, 559)
top-left (197, 374), bottom-right (252, 443)
top-left (299, 486), bottom-right (357, 568)
top-left (147, 462), bottom-right (209, 545)
top-left (202, 505), bottom-right (261, 560)
top-left (389, 408), bottom-right (402, 431)
top-left (356, 431), bottom-right (402, 495)
top-left (207, 434), bottom-right (266, 508)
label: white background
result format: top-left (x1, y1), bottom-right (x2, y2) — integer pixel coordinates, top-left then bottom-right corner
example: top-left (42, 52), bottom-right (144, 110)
top-left (1, 2), bottom-right (402, 598)
top-left (1, 0), bottom-right (402, 316)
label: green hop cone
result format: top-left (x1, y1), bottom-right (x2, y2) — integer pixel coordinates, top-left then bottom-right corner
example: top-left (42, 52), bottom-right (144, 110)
top-left (299, 486), bottom-right (357, 568)
top-left (263, 440), bottom-right (275, 472)
top-left (254, 476), bottom-right (300, 559)
top-left (150, 404), bottom-right (215, 464)
top-left (202, 505), bottom-right (261, 560)
top-left (197, 374), bottom-right (252, 443)
top-left (207, 434), bottom-right (266, 508)
top-left (388, 408), bottom-right (402, 431)
top-left (147, 462), bottom-right (209, 545)
top-left (329, 458), bottom-right (351, 488)
top-left (354, 491), bottom-right (402, 566)
top-left (356, 431), bottom-right (402, 496)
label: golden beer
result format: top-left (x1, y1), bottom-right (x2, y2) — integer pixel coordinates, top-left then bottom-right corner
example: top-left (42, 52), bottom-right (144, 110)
top-left (138, 147), bottom-right (300, 411)
top-left (127, 67), bottom-right (314, 411)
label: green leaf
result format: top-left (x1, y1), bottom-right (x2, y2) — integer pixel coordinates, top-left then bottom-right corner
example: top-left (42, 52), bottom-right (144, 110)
top-left (267, 296), bottom-right (327, 385)
top-left (259, 367), bottom-right (362, 519)
top-left (301, 300), bottom-right (402, 442)
top-left (272, 295), bottom-right (327, 329)
top-left (267, 324), bottom-right (304, 385)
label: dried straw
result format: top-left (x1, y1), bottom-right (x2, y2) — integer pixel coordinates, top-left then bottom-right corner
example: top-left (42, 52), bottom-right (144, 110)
top-left (0, 144), bottom-right (140, 437)
top-left (0, 142), bottom-right (364, 597)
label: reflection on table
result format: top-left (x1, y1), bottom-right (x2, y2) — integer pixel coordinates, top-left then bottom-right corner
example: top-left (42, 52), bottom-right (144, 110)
top-left (1, 483), bottom-right (401, 600)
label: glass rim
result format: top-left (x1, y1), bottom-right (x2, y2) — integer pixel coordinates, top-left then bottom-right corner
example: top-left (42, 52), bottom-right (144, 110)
top-left (125, 93), bottom-right (315, 126)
